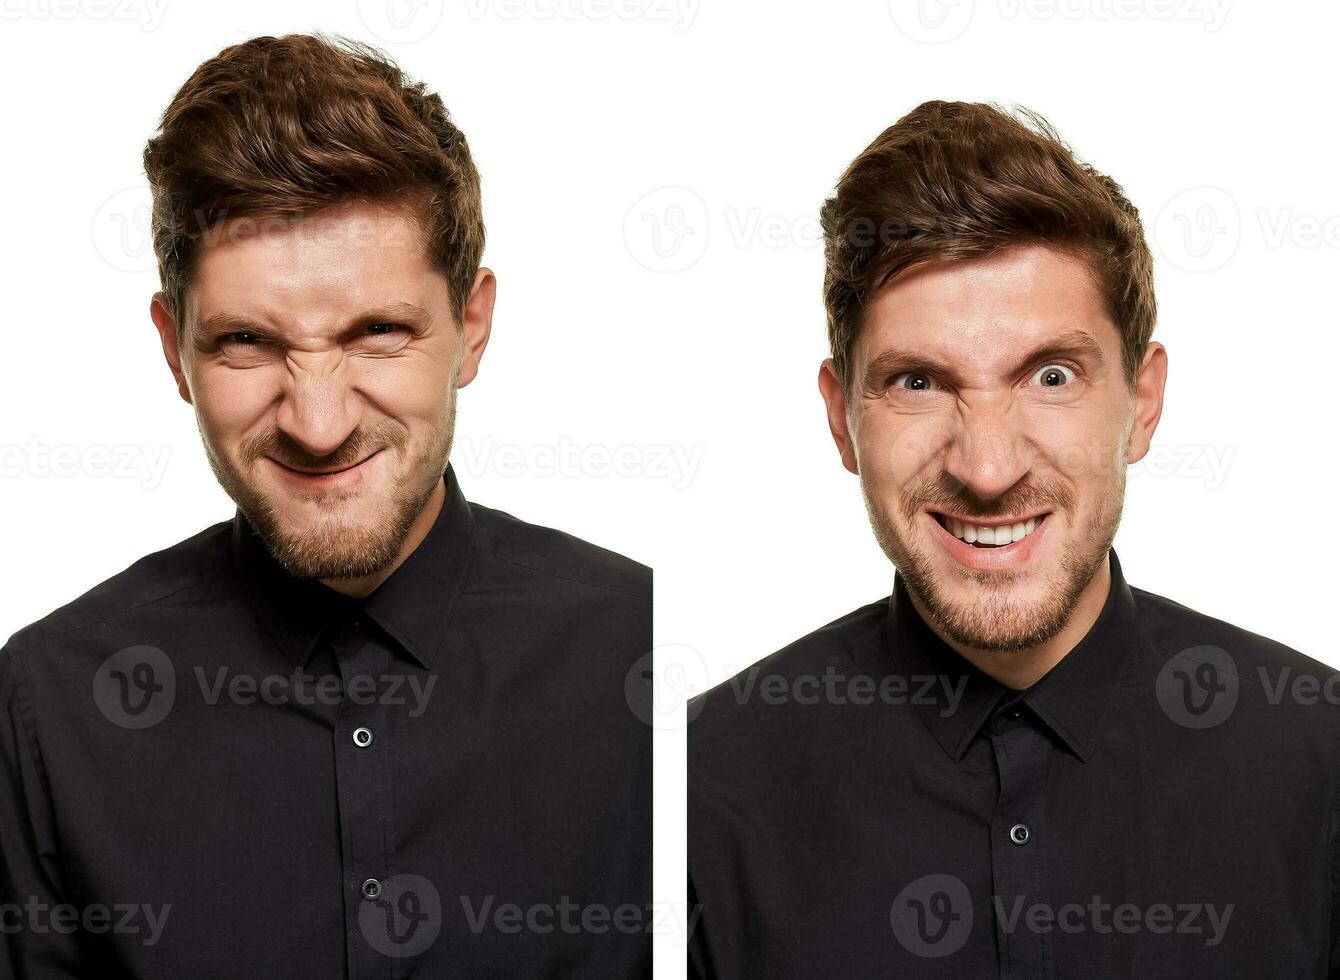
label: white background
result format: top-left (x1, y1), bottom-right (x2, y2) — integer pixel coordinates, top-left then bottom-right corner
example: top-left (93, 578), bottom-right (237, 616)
top-left (2, 1), bottom-right (1337, 976)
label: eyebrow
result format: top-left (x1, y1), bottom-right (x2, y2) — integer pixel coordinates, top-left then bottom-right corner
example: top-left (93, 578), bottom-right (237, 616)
top-left (194, 301), bottom-right (434, 340)
top-left (861, 329), bottom-right (1107, 392)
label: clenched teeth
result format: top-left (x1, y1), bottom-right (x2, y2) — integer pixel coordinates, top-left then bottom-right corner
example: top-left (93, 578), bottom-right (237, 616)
top-left (936, 513), bottom-right (1045, 547)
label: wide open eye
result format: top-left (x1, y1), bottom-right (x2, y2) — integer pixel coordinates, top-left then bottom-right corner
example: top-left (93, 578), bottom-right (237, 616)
top-left (1028, 363), bottom-right (1075, 388)
top-left (890, 371), bottom-right (941, 393)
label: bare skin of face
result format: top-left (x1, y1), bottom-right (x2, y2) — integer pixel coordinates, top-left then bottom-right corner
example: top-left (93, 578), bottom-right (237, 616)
top-left (819, 244), bottom-right (1167, 690)
top-left (150, 198), bottom-right (495, 599)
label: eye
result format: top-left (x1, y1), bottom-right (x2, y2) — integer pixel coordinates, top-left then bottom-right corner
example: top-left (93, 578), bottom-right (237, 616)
top-left (218, 331), bottom-right (275, 358)
top-left (1028, 363), bottom-right (1076, 388)
top-left (889, 371), bottom-right (942, 393)
top-left (351, 321), bottom-right (413, 354)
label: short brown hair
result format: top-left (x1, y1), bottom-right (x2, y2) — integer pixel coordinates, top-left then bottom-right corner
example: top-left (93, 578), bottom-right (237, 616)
top-left (143, 33), bottom-right (484, 333)
top-left (820, 101), bottom-right (1155, 391)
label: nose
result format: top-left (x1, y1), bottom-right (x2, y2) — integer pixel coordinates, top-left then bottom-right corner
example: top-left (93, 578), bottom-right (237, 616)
top-left (940, 391), bottom-right (1032, 504)
top-left (273, 356), bottom-right (360, 459)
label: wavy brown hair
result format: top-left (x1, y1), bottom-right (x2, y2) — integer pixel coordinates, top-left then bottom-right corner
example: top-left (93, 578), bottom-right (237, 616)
top-left (143, 33), bottom-right (484, 335)
top-left (820, 101), bottom-right (1155, 392)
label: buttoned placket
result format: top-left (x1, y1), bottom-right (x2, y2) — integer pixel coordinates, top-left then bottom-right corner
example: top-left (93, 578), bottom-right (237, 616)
top-left (988, 699), bottom-right (1053, 979)
top-left (328, 613), bottom-right (396, 980)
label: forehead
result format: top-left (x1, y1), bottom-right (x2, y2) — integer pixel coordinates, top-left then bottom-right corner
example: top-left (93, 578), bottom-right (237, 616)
top-left (187, 199), bottom-right (444, 330)
top-left (856, 244), bottom-right (1117, 371)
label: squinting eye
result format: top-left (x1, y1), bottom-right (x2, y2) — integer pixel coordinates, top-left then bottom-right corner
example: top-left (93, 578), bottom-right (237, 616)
top-left (367, 323), bottom-right (403, 336)
top-left (218, 332), bottom-right (275, 357)
top-left (1030, 363), bottom-right (1075, 388)
top-left (890, 371), bottom-right (940, 393)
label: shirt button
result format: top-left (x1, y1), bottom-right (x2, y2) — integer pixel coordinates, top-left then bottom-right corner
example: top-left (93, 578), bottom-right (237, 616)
top-left (352, 727), bottom-right (373, 748)
top-left (1005, 707), bottom-right (1022, 720)
top-left (1010, 823), bottom-right (1031, 845)
top-left (361, 878), bottom-right (382, 900)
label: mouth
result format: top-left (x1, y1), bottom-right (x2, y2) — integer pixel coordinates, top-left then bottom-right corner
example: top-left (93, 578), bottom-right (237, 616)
top-left (925, 508), bottom-right (1054, 570)
top-left (931, 510), bottom-right (1051, 548)
top-left (268, 449), bottom-right (384, 490)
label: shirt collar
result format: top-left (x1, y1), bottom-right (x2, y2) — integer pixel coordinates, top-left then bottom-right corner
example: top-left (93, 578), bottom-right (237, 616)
top-left (883, 547), bottom-right (1139, 764)
top-left (231, 461), bottom-right (476, 670)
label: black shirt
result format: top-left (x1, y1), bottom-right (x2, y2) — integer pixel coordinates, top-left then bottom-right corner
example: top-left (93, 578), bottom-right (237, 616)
top-left (688, 548), bottom-right (1339, 978)
top-left (1, 463), bottom-right (651, 978)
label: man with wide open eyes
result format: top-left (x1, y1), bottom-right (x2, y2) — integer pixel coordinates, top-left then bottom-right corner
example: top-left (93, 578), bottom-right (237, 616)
top-left (688, 101), bottom-right (1339, 978)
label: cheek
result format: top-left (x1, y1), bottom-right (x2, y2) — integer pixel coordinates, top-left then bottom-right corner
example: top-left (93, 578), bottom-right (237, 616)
top-left (1030, 409), bottom-right (1125, 487)
top-left (856, 412), bottom-right (954, 485)
top-left (357, 357), bottom-right (454, 423)
top-left (192, 366), bottom-right (280, 442)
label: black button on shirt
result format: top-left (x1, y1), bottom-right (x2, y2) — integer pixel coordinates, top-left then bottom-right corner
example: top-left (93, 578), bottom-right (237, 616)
top-left (688, 548), bottom-right (1340, 978)
top-left (1, 463), bottom-right (651, 978)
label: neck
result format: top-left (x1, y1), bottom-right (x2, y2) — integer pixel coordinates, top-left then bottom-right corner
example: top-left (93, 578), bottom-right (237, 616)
top-left (909, 553), bottom-right (1112, 691)
top-left (319, 477), bottom-right (447, 600)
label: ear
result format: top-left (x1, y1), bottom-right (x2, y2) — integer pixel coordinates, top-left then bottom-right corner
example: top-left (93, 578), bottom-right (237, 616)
top-left (818, 358), bottom-right (859, 475)
top-left (455, 267), bottom-right (496, 388)
top-left (1126, 341), bottom-right (1168, 465)
top-left (150, 292), bottom-right (193, 406)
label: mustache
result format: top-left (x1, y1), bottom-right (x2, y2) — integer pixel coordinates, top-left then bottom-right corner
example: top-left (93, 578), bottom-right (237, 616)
top-left (909, 482), bottom-right (1074, 523)
top-left (241, 425), bottom-right (403, 471)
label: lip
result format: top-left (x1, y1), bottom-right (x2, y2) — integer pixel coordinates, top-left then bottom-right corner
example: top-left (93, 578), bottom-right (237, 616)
top-left (269, 449), bottom-right (383, 491)
top-left (929, 509), bottom-right (1051, 528)
top-left (926, 509), bottom-right (1053, 571)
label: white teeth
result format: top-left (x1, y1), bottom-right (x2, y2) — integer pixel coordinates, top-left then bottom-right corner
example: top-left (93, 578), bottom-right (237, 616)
top-left (942, 514), bottom-right (1045, 547)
